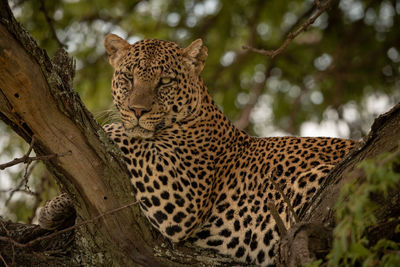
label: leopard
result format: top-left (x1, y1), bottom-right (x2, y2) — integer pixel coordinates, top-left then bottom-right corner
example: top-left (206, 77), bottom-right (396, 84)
top-left (100, 34), bottom-right (357, 266)
top-left (40, 34), bottom-right (357, 266)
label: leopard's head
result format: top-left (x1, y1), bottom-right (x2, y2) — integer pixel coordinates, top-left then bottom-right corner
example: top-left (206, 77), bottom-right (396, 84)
top-left (104, 34), bottom-right (208, 139)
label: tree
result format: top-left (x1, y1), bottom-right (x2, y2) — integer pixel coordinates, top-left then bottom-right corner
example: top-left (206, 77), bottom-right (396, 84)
top-left (0, 0), bottom-right (399, 266)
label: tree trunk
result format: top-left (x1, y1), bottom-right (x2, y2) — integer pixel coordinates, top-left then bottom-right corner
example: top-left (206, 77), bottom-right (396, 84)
top-left (0, 0), bottom-right (399, 266)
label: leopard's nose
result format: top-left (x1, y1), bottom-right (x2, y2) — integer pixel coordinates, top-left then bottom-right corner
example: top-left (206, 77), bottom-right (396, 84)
top-left (129, 107), bottom-right (149, 118)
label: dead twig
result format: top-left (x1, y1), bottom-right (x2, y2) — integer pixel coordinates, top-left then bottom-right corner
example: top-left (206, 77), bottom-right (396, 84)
top-left (243, 0), bottom-right (333, 58)
top-left (0, 152), bottom-right (61, 171)
top-left (269, 172), bottom-right (301, 224)
top-left (22, 158), bottom-right (37, 194)
top-left (267, 202), bottom-right (287, 236)
top-left (234, 1), bottom-right (323, 130)
top-left (1, 136), bottom-right (70, 205)
top-left (39, 0), bottom-right (66, 48)
top-left (0, 253), bottom-right (9, 267)
top-left (0, 189), bottom-right (37, 195)
top-left (5, 173), bottom-right (37, 206)
top-left (264, 169), bottom-right (289, 236)
top-left (0, 136), bottom-right (35, 170)
top-left (0, 135), bottom-right (70, 172)
top-left (1, 136), bottom-right (38, 196)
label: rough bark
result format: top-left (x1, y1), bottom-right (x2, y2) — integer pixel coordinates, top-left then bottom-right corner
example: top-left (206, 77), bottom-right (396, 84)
top-left (0, 0), bottom-right (399, 266)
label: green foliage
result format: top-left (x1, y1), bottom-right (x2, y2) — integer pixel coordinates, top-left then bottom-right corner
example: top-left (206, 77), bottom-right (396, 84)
top-left (304, 259), bottom-right (322, 267)
top-left (327, 150), bottom-right (400, 266)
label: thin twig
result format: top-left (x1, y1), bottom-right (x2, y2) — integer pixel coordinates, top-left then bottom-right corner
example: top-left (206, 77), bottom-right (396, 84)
top-left (0, 154), bottom-right (61, 170)
top-left (22, 158), bottom-right (37, 193)
top-left (1, 135), bottom-right (69, 205)
top-left (267, 202), bottom-right (287, 236)
top-left (2, 189), bottom-right (37, 196)
top-left (25, 135), bottom-right (35, 161)
top-left (234, 1), bottom-right (321, 130)
top-left (39, 0), bottom-right (66, 48)
top-left (3, 166), bottom-right (39, 205)
top-left (0, 136), bottom-right (35, 170)
top-left (269, 170), bottom-right (300, 223)
top-left (0, 253), bottom-right (9, 267)
top-left (0, 136), bottom-right (71, 171)
top-left (243, 0), bottom-right (333, 58)
top-left (5, 178), bottom-right (31, 206)
top-left (0, 236), bottom-right (25, 248)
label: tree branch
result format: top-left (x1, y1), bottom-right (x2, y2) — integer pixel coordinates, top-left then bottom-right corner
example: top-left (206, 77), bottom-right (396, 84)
top-left (243, 0), bottom-right (334, 58)
top-left (234, 0), bottom-right (327, 131)
top-left (38, 0), bottom-right (66, 48)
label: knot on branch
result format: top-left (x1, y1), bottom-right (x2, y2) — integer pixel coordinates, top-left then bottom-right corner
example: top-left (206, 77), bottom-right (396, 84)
top-left (51, 48), bottom-right (75, 90)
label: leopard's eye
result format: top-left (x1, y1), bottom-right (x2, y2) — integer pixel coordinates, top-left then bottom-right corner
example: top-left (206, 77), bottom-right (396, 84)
top-left (120, 72), bottom-right (134, 84)
top-left (127, 75), bottom-right (134, 83)
top-left (160, 77), bottom-right (172, 85)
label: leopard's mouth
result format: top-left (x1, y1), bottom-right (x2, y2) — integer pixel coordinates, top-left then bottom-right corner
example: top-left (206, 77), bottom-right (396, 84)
top-left (123, 117), bottom-right (166, 139)
top-left (125, 126), bottom-right (154, 139)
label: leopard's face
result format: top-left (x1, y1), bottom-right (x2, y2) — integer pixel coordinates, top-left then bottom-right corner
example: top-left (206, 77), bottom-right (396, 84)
top-left (105, 35), bottom-right (207, 138)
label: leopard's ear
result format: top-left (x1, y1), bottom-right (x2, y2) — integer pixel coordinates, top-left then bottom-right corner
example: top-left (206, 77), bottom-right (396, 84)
top-left (182, 39), bottom-right (208, 75)
top-left (104, 34), bottom-right (130, 68)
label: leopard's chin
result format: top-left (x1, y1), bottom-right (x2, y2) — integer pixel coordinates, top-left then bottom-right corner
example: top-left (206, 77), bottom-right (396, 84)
top-left (126, 126), bottom-right (154, 139)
